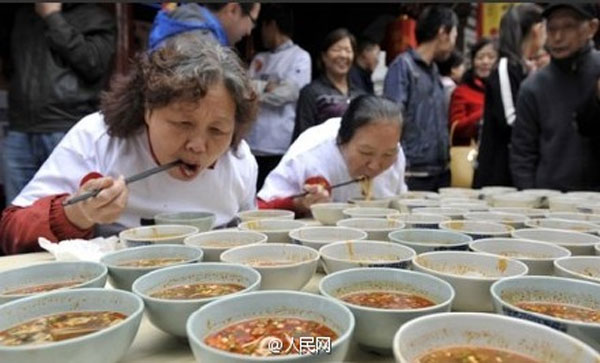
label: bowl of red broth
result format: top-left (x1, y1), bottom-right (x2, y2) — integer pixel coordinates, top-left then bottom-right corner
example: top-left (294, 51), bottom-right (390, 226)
top-left (119, 224), bottom-right (200, 248)
top-left (219, 243), bottom-right (319, 290)
top-left (184, 230), bottom-right (268, 261)
top-left (392, 312), bottom-right (600, 363)
top-left (491, 276), bottom-right (600, 351)
top-left (319, 240), bottom-right (416, 274)
top-left (100, 244), bottom-right (204, 291)
top-left (319, 268), bottom-right (453, 351)
top-left (412, 251), bottom-right (528, 312)
top-left (186, 291), bottom-right (354, 362)
top-left (0, 261), bottom-right (107, 305)
top-left (132, 263), bottom-right (260, 337)
top-left (0, 288), bottom-right (143, 363)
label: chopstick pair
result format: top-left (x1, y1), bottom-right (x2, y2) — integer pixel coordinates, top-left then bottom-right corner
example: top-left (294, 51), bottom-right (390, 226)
top-left (289, 176), bottom-right (366, 199)
top-left (62, 160), bottom-right (182, 206)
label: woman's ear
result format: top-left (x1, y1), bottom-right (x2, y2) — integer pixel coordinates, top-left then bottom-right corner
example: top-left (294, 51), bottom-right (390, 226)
top-left (144, 109), bottom-right (151, 126)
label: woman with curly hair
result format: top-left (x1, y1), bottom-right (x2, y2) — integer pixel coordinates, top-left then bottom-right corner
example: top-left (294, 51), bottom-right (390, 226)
top-left (0, 34), bottom-right (259, 254)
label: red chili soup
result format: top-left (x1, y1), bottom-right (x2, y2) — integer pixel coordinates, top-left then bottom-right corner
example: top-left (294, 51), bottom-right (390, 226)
top-left (149, 282), bottom-right (245, 300)
top-left (117, 257), bottom-right (186, 268)
top-left (204, 317), bottom-right (338, 356)
top-left (0, 311), bottom-right (127, 346)
top-left (515, 301), bottom-right (600, 323)
top-left (417, 345), bottom-right (541, 363)
top-left (2, 280), bottom-right (86, 296)
top-left (340, 290), bottom-right (435, 309)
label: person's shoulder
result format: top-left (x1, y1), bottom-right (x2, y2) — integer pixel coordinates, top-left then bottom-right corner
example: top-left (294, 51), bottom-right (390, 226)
top-left (69, 112), bottom-right (110, 139)
top-left (291, 44), bottom-right (310, 59)
top-left (226, 140), bottom-right (257, 173)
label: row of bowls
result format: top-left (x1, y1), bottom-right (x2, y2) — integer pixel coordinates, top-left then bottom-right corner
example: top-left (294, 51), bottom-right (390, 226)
top-left (1, 266), bottom-right (599, 362)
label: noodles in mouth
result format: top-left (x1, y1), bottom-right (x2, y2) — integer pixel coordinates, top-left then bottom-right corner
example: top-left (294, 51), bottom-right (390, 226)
top-left (359, 176), bottom-right (373, 201)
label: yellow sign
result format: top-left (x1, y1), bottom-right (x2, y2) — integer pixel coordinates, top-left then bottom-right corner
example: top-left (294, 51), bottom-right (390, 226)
top-left (480, 3), bottom-right (514, 37)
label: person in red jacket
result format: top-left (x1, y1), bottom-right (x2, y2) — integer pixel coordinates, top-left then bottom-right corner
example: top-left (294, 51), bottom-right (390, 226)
top-left (449, 38), bottom-right (498, 146)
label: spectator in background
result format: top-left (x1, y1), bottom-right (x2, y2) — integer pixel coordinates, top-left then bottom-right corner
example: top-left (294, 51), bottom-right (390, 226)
top-left (473, 4), bottom-right (544, 188)
top-left (148, 2), bottom-right (260, 50)
top-left (349, 37), bottom-right (380, 94)
top-left (437, 50), bottom-right (466, 108)
top-left (246, 4), bottom-right (311, 190)
top-left (531, 47), bottom-right (551, 70)
top-left (511, 4), bottom-right (600, 191)
top-left (292, 28), bottom-right (365, 141)
top-left (384, 6), bottom-right (458, 192)
top-left (4, 3), bottom-right (116, 205)
top-left (449, 38), bottom-right (498, 146)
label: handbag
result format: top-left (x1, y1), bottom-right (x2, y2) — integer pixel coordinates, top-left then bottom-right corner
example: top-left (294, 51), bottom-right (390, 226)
top-left (449, 121), bottom-right (478, 188)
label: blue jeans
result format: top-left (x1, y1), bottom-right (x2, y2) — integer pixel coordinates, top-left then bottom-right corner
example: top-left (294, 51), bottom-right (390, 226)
top-left (2, 131), bottom-right (66, 204)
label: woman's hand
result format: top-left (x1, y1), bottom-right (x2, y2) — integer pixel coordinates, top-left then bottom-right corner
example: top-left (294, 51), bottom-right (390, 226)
top-left (63, 176), bottom-right (129, 230)
top-left (293, 183), bottom-right (331, 213)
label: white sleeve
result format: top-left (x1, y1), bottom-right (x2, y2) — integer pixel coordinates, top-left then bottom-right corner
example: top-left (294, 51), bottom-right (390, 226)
top-left (238, 149), bottom-right (259, 212)
top-left (397, 147), bottom-right (409, 193)
top-left (12, 130), bottom-right (99, 207)
top-left (257, 156), bottom-right (305, 201)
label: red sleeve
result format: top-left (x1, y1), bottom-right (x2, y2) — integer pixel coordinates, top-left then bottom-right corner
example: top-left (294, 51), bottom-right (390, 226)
top-left (449, 85), bottom-right (483, 138)
top-left (0, 194), bottom-right (94, 255)
top-left (256, 176), bottom-right (332, 218)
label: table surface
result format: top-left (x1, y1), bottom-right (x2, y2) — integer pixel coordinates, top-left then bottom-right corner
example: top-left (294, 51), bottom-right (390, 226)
top-left (0, 252), bottom-right (396, 363)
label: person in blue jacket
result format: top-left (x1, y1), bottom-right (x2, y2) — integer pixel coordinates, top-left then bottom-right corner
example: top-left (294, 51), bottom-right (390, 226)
top-left (148, 2), bottom-right (260, 50)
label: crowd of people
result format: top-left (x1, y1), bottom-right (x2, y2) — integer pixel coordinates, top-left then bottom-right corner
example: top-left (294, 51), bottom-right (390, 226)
top-left (1, 2), bottom-right (600, 255)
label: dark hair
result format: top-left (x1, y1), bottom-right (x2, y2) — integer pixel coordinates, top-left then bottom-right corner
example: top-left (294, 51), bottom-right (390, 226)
top-left (100, 33), bottom-right (258, 150)
top-left (498, 3), bottom-right (543, 66)
top-left (260, 4), bottom-right (293, 37)
top-left (337, 95), bottom-right (402, 145)
top-left (469, 37), bottom-right (497, 63)
top-left (356, 36), bottom-right (379, 56)
top-left (318, 28), bottom-right (357, 72)
top-left (416, 6), bottom-right (459, 44)
top-left (437, 50), bottom-right (464, 77)
top-left (206, 2), bottom-right (257, 15)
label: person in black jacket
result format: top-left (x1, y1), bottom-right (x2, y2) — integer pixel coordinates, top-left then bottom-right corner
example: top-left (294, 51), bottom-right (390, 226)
top-left (3, 3), bottom-right (116, 204)
top-left (472, 4), bottom-right (544, 188)
top-left (348, 37), bottom-right (380, 95)
top-left (511, 4), bottom-right (600, 191)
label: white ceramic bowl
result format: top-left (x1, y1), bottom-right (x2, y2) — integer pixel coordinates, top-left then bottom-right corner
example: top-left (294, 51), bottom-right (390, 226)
top-left (549, 195), bottom-right (587, 212)
top-left (546, 212), bottom-right (600, 224)
top-left (319, 240), bottom-right (416, 274)
top-left (512, 228), bottom-right (600, 255)
top-left (184, 230), bottom-right (268, 261)
top-left (394, 191), bottom-right (440, 200)
top-left (342, 207), bottom-right (399, 219)
top-left (439, 197), bottom-right (479, 204)
top-left (389, 213), bottom-right (451, 229)
top-left (596, 243), bottom-right (600, 255)
top-left (310, 202), bottom-right (353, 226)
top-left (566, 191), bottom-right (600, 200)
top-left (412, 251), bottom-right (528, 311)
top-left (335, 218), bottom-right (404, 240)
top-left (220, 243), bottom-right (318, 290)
top-left (481, 186), bottom-right (518, 194)
top-left (412, 207), bottom-right (468, 220)
top-left (237, 209), bottom-right (295, 222)
top-left (119, 224), bottom-right (200, 248)
top-left (0, 261), bottom-right (107, 305)
top-left (348, 197), bottom-right (391, 208)
top-left (100, 244), bottom-right (203, 291)
top-left (289, 226), bottom-right (368, 251)
top-left (525, 218), bottom-right (600, 234)
top-left (439, 220), bottom-right (514, 239)
top-left (238, 219), bottom-right (307, 243)
top-left (388, 229), bottom-right (472, 254)
top-left (577, 202), bottom-right (600, 215)
top-left (554, 256), bottom-right (600, 284)
top-left (154, 211), bottom-right (215, 232)
top-left (441, 202), bottom-right (489, 212)
top-left (463, 211), bottom-right (528, 228)
top-left (0, 288), bottom-right (144, 363)
top-left (390, 198), bottom-right (440, 213)
top-left (521, 189), bottom-right (562, 208)
top-left (490, 207), bottom-right (548, 218)
top-left (186, 291), bottom-right (355, 363)
top-left (469, 238), bottom-right (571, 275)
top-left (319, 268), bottom-right (454, 350)
top-left (491, 276), bottom-right (600, 351)
top-left (393, 312), bottom-right (600, 363)
top-left (438, 187), bottom-right (481, 199)
top-left (132, 263), bottom-right (261, 337)
top-left (492, 192), bottom-right (542, 208)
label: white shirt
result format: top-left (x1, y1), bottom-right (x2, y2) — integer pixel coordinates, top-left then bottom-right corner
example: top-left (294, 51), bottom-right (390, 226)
top-left (258, 118), bottom-right (408, 202)
top-left (13, 113), bottom-right (258, 229)
top-left (246, 41), bottom-right (311, 155)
